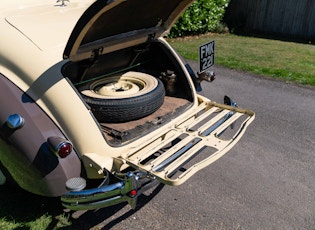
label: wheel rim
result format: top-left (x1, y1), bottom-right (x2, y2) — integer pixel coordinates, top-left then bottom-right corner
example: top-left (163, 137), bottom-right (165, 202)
top-left (80, 72), bottom-right (158, 99)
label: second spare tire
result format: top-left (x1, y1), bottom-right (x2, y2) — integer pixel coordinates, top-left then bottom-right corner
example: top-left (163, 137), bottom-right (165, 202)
top-left (79, 71), bottom-right (165, 123)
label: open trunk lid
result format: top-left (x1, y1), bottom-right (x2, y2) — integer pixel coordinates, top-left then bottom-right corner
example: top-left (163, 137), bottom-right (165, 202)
top-left (64, 0), bottom-right (194, 61)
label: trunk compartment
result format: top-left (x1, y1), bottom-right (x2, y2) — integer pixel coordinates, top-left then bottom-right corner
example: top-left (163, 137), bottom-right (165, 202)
top-left (63, 40), bottom-right (194, 144)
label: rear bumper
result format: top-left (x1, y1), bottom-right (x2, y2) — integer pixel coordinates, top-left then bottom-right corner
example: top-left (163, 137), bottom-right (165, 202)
top-left (61, 172), bottom-right (157, 211)
top-left (61, 177), bottom-right (134, 211)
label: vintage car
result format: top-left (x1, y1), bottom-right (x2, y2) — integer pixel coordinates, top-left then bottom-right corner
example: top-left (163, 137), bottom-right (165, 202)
top-left (0, 0), bottom-right (254, 210)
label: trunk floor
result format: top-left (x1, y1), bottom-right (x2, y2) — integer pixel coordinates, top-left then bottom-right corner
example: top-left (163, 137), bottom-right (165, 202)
top-left (100, 96), bottom-right (191, 145)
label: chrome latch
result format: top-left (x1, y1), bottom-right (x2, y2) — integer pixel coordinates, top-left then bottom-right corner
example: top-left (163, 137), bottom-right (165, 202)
top-left (197, 71), bottom-right (216, 83)
top-left (56, 0), bottom-right (69, 6)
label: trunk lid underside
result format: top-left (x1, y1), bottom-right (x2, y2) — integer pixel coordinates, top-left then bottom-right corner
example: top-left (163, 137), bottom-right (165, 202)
top-left (63, 0), bottom-right (194, 61)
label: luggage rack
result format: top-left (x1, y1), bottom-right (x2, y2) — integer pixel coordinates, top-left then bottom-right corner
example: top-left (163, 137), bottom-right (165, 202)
top-left (120, 97), bottom-right (255, 186)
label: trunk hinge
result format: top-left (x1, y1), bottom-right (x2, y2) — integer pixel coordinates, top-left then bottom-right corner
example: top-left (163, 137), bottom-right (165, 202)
top-left (147, 33), bottom-right (156, 42)
top-left (90, 47), bottom-right (104, 61)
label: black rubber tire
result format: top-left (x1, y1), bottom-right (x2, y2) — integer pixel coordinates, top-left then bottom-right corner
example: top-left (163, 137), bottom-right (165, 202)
top-left (80, 72), bottom-right (165, 123)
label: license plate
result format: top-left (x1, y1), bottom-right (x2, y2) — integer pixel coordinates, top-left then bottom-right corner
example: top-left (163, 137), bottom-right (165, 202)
top-left (199, 40), bottom-right (215, 73)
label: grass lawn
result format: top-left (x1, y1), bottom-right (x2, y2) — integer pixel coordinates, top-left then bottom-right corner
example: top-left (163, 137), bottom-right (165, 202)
top-left (0, 185), bottom-right (72, 230)
top-left (168, 33), bottom-right (315, 86)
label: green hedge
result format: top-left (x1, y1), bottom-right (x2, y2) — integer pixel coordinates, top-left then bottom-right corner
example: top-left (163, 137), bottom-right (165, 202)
top-left (169, 0), bottom-right (230, 38)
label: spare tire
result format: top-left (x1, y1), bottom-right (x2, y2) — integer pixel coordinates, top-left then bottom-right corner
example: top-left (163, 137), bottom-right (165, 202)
top-left (79, 71), bottom-right (165, 123)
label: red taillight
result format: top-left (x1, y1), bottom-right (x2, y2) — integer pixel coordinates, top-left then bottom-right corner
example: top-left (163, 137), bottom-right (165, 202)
top-left (57, 142), bottom-right (73, 158)
top-left (48, 136), bottom-right (73, 158)
top-left (129, 189), bottom-right (137, 197)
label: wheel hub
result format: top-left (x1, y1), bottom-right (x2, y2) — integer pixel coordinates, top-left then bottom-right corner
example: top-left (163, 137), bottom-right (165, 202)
top-left (97, 80), bottom-right (140, 96)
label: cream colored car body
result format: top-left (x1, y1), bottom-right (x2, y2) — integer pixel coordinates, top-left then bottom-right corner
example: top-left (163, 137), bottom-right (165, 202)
top-left (0, 0), bottom-right (254, 210)
top-left (1, 0), bottom-right (116, 175)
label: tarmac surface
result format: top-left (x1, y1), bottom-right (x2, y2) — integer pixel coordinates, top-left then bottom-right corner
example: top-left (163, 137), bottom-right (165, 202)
top-left (70, 64), bottom-right (315, 229)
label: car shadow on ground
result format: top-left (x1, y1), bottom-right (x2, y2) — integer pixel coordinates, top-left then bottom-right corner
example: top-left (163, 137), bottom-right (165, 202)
top-left (67, 183), bottom-right (165, 229)
top-left (0, 182), bottom-right (63, 229)
top-left (0, 182), bottom-right (164, 230)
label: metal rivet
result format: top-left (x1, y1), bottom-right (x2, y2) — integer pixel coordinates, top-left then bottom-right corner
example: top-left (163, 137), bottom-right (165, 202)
top-left (7, 114), bottom-right (25, 129)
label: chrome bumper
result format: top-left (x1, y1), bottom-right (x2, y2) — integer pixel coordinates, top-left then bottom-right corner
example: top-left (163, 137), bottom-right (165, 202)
top-left (61, 172), bottom-right (156, 211)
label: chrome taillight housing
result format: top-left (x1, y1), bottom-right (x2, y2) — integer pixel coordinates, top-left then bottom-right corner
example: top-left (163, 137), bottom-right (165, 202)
top-left (47, 136), bottom-right (73, 158)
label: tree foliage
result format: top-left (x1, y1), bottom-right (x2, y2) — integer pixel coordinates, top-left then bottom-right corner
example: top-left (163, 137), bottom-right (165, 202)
top-left (169, 0), bottom-right (230, 38)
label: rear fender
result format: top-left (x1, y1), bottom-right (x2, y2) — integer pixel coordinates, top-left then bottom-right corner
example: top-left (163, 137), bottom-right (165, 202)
top-left (0, 73), bottom-right (81, 197)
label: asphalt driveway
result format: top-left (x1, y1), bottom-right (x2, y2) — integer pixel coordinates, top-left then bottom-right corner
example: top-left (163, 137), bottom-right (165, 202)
top-left (69, 64), bottom-right (315, 229)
